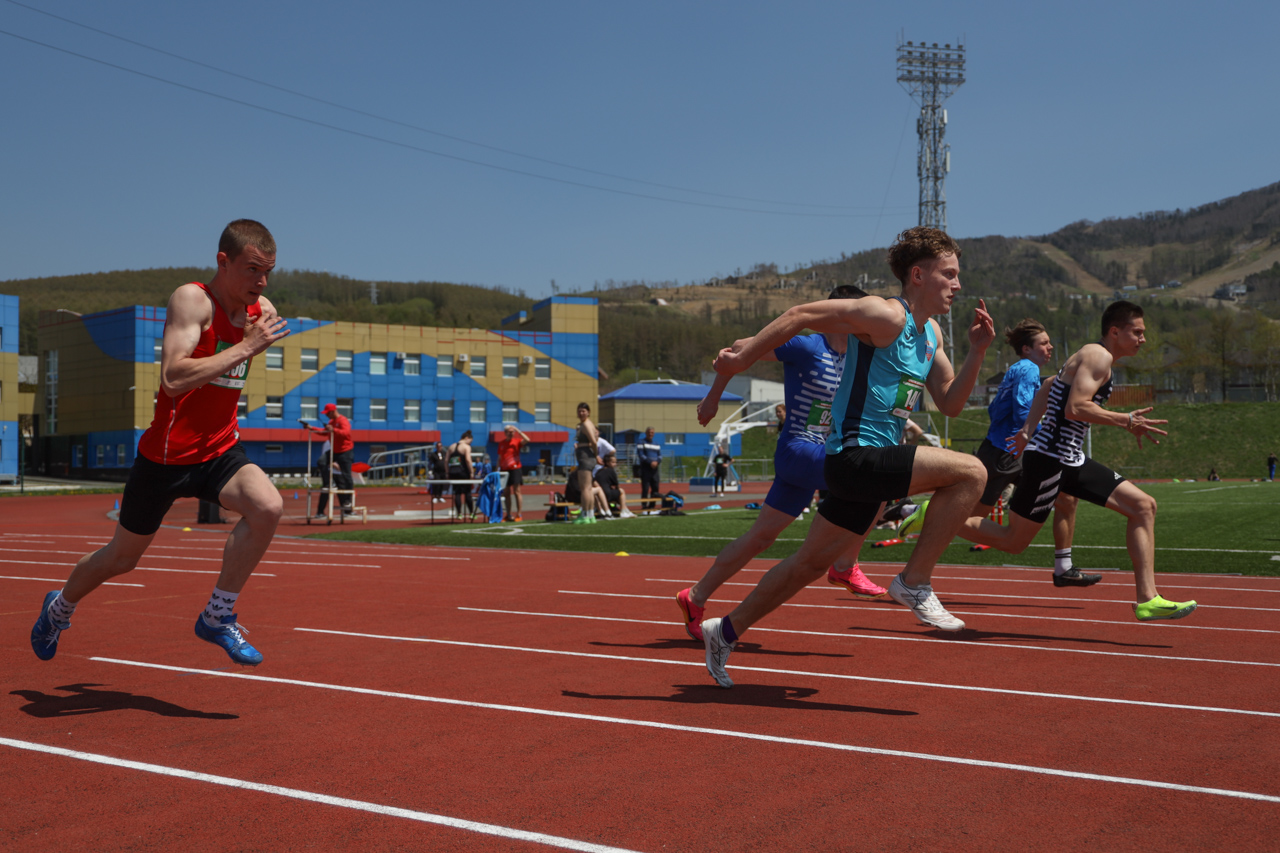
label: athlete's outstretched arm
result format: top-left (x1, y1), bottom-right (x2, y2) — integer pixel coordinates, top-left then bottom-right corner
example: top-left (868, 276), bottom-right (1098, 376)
top-left (159, 286), bottom-right (289, 397)
top-left (1065, 347), bottom-right (1168, 448)
top-left (697, 349), bottom-right (779, 426)
top-left (1009, 376), bottom-right (1055, 455)
top-left (713, 298), bottom-right (901, 376)
top-left (923, 299), bottom-right (995, 416)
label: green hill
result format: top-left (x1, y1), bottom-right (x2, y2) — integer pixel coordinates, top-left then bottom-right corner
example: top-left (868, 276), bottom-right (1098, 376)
top-left (4, 182), bottom-right (1280, 398)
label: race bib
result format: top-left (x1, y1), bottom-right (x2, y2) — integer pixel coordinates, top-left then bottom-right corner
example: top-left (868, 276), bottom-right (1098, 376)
top-left (805, 399), bottom-right (833, 435)
top-left (891, 377), bottom-right (924, 419)
top-left (209, 339), bottom-right (248, 389)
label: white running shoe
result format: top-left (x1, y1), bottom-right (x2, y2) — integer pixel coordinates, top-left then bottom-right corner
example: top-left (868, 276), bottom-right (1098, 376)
top-left (702, 617), bottom-right (736, 688)
top-left (888, 573), bottom-right (965, 631)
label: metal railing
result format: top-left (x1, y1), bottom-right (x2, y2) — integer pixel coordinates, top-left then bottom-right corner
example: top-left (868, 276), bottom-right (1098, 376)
top-left (365, 444), bottom-right (435, 484)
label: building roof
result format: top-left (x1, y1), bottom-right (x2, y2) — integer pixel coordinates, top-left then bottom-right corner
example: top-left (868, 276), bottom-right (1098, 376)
top-left (600, 379), bottom-right (742, 402)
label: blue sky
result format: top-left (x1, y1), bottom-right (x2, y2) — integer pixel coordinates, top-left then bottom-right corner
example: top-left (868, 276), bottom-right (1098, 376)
top-left (1, 1), bottom-right (1275, 299)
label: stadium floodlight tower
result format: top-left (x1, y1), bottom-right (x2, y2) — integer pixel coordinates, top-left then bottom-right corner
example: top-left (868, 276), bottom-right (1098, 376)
top-left (896, 38), bottom-right (965, 231)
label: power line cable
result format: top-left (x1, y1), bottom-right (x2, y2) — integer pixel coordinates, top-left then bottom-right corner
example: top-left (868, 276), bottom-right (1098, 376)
top-left (0, 26), bottom-right (911, 220)
top-left (2, 0), bottom-right (910, 214)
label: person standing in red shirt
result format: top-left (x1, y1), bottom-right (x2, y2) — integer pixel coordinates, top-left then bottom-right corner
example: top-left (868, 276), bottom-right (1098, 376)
top-left (498, 424), bottom-right (530, 521)
top-left (310, 403), bottom-right (354, 516)
top-left (31, 219), bottom-right (289, 667)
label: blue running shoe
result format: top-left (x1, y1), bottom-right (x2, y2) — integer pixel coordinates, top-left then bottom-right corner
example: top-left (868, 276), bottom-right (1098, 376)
top-left (194, 613), bottom-right (263, 666)
top-left (31, 590), bottom-right (67, 661)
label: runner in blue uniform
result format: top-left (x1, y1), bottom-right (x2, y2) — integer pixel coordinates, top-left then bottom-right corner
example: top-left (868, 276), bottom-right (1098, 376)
top-left (677, 286), bottom-right (887, 644)
top-left (971, 318), bottom-right (1097, 587)
top-left (700, 227), bottom-right (995, 687)
top-left (958, 301), bottom-right (1196, 622)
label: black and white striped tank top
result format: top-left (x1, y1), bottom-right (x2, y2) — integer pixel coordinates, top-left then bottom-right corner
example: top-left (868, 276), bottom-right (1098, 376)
top-left (1025, 371), bottom-right (1112, 467)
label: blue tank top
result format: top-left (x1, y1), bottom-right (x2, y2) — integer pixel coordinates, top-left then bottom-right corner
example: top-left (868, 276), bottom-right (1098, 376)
top-left (985, 358), bottom-right (1042, 446)
top-left (826, 297), bottom-right (938, 452)
top-left (775, 334), bottom-right (844, 448)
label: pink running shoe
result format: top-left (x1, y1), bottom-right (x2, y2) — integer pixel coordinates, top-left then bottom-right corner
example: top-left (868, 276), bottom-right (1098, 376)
top-left (676, 588), bottom-right (705, 641)
top-left (827, 563), bottom-right (888, 600)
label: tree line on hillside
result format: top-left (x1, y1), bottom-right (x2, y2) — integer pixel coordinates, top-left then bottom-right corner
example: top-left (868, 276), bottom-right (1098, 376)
top-left (1043, 182), bottom-right (1280, 291)
top-left (3, 268), bottom-right (531, 354)
top-left (598, 290), bottom-right (1280, 403)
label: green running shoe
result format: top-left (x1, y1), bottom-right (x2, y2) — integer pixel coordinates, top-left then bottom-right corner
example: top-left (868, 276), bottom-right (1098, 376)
top-left (1134, 595), bottom-right (1197, 622)
top-left (898, 499), bottom-right (929, 538)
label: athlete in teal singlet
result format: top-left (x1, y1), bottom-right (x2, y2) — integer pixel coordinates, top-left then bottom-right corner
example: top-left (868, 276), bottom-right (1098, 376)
top-left (698, 227), bottom-right (995, 688)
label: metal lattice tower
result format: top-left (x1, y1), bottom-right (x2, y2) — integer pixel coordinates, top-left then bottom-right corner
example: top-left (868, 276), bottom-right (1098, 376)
top-left (896, 38), bottom-right (965, 230)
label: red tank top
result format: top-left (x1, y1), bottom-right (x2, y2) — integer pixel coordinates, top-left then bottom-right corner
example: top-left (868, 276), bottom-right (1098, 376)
top-left (137, 283), bottom-right (262, 465)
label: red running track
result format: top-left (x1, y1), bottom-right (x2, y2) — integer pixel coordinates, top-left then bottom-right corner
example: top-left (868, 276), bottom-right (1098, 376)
top-left (1, 493), bottom-right (1278, 850)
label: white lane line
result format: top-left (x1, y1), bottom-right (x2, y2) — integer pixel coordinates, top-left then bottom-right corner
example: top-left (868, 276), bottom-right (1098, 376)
top-left (86, 657), bottom-right (1280, 805)
top-left (641, 579), bottom-right (1278, 611)
top-left (467, 605), bottom-right (1280, 669)
top-left (944, 610), bottom-right (1280, 634)
top-left (560, 589), bottom-right (1276, 634)
top-left (133, 567), bottom-right (277, 578)
top-left (145, 545), bottom-right (471, 562)
top-left (0, 575), bottom-right (144, 587)
top-left (2, 549), bottom-right (363, 568)
top-left (293, 626), bottom-right (1280, 719)
top-left (0, 737), bottom-right (642, 853)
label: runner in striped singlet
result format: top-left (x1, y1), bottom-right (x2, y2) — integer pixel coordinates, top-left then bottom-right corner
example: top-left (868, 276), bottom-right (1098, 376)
top-left (957, 301), bottom-right (1197, 622)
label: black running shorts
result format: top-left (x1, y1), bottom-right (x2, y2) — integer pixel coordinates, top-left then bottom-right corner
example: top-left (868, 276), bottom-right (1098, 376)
top-left (975, 437), bottom-right (1023, 507)
top-left (817, 444), bottom-right (916, 535)
top-left (503, 467), bottom-right (524, 488)
top-left (1007, 450), bottom-right (1126, 524)
top-left (119, 442), bottom-right (255, 536)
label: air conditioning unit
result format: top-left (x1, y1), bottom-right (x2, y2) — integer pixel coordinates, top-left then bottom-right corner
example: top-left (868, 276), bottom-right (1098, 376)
top-left (521, 355), bottom-right (533, 364)
top-left (456, 353), bottom-right (468, 362)
top-left (395, 351), bottom-right (407, 360)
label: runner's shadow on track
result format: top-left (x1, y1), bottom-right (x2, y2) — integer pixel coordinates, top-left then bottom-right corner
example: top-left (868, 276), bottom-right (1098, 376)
top-left (855, 627), bottom-right (1169, 649)
top-left (586, 639), bottom-right (852, 660)
top-left (563, 685), bottom-right (915, 715)
top-left (10, 684), bottom-right (238, 720)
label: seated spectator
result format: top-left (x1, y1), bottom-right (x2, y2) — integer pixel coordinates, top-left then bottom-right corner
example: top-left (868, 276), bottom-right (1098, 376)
top-left (1208, 467), bottom-right (1221, 482)
top-left (594, 453), bottom-right (636, 518)
top-left (565, 469), bottom-right (612, 518)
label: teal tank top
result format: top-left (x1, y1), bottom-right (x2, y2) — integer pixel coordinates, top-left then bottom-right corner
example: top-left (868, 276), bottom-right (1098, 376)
top-left (825, 297), bottom-right (938, 452)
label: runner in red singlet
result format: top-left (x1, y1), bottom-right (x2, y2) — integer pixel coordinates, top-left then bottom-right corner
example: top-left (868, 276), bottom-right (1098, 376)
top-left (31, 219), bottom-right (290, 666)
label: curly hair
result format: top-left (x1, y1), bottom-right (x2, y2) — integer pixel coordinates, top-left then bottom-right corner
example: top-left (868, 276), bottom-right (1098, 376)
top-left (886, 227), bottom-right (961, 284)
top-left (1004, 318), bottom-right (1047, 356)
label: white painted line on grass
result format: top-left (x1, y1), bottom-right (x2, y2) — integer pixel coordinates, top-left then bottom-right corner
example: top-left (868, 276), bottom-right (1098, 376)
top-left (84, 658), bottom-right (1280, 805)
top-left (472, 605), bottom-right (1280, 669)
top-left (0, 575), bottom-right (143, 587)
top-left (0, 736), bottom-right (643, 853)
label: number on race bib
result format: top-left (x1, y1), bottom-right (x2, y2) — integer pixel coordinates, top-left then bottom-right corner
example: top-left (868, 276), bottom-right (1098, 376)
top-left (891, 377), bottom-right (924, 419)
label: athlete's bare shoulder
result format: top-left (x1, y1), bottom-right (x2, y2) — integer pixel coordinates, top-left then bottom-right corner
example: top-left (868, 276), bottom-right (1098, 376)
top-left (167, 283), bottom-right (215, 328)
top-left (853, 295), bottom-right (907, 345)
top-left (257, 295), bottom-right (279, 321)
top-left (1060, 342), bottom-right (1111, 385)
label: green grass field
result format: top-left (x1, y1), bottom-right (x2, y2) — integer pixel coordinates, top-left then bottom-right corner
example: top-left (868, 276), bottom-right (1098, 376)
top-left (313, 480), bottom-right (1280, 577)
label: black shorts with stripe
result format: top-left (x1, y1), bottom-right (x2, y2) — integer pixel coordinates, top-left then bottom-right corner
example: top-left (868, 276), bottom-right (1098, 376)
top-left (1007, 450), bottom-right (1125, 524)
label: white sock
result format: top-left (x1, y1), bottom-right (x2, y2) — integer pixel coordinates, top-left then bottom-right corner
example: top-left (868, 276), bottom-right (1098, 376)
top-left (49, 591), bottom-right (77, 627)
top-left (1054, 549), bottom-right (1073, 575)
top-left (202, 587), bottom-right (240, 627)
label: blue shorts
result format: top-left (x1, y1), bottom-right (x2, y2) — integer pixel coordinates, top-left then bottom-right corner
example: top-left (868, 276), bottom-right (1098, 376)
top-left (765, 439), bottom-right (826, 517)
